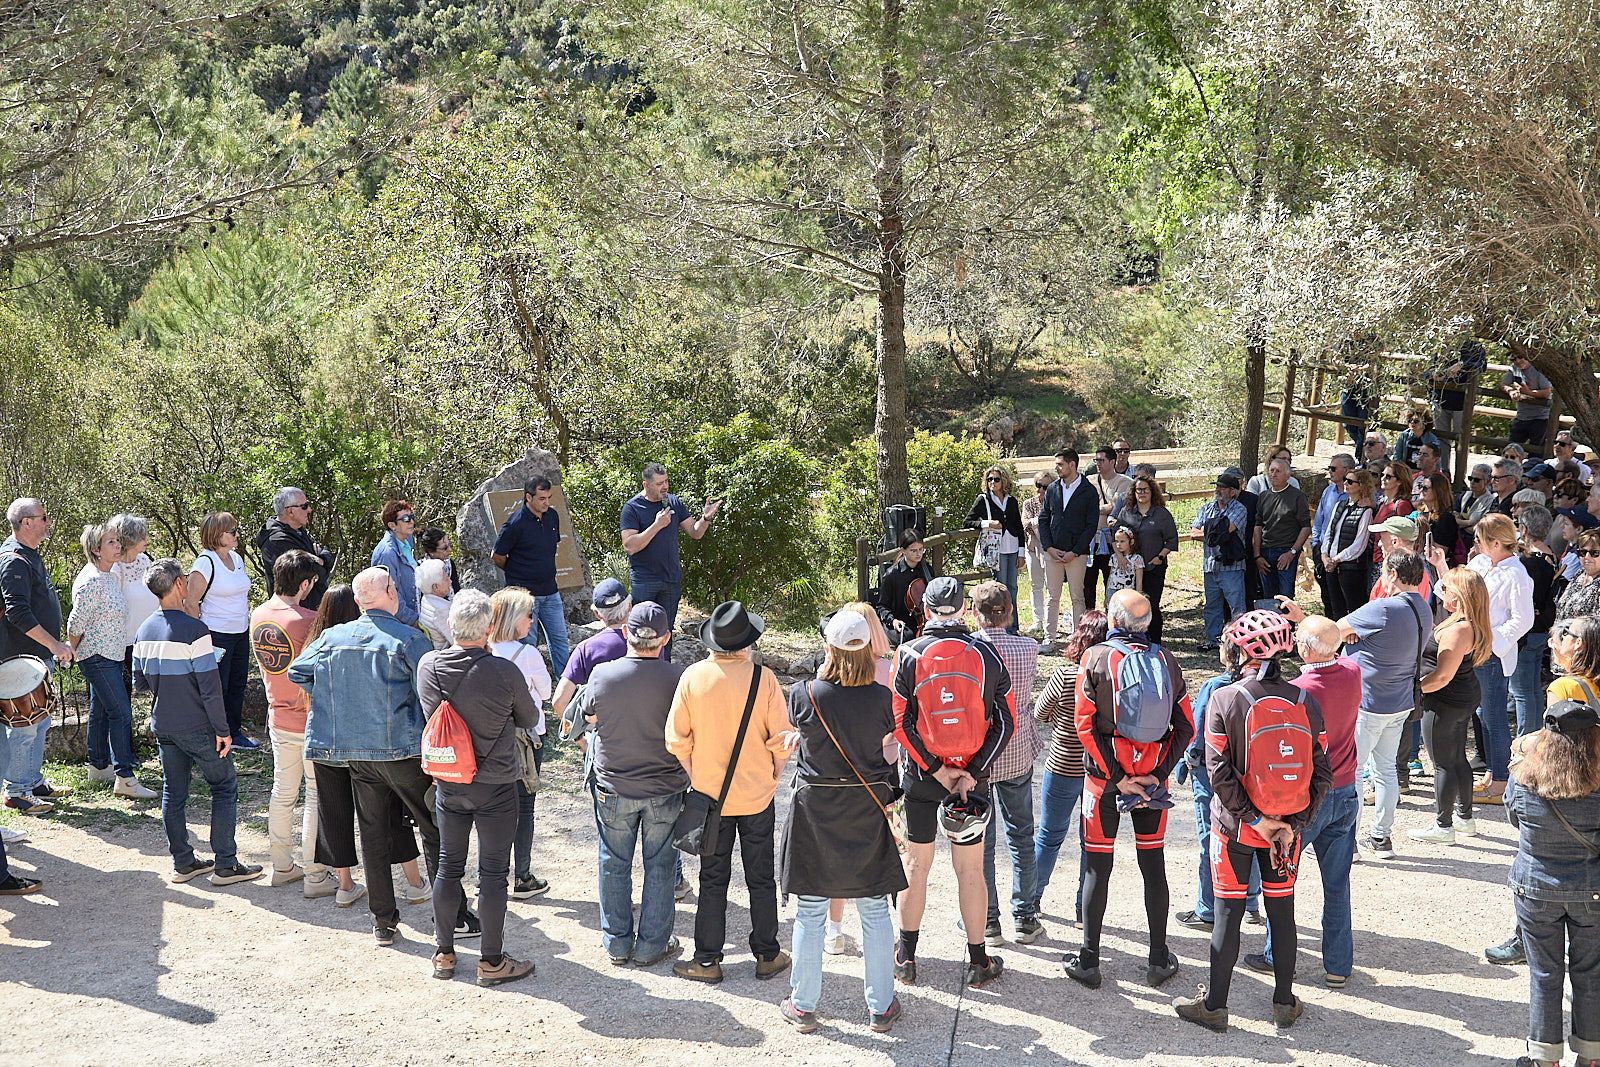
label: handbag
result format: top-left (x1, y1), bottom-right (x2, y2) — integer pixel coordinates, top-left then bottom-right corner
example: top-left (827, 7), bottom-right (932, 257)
top-left (805, 682), bottom-right (906, 853)
top-left (672, 664), bottom-right (765, 857)
top-left (515, 729), bottom-right (542, 794)
top-left (973, 495), bottom-right (1002, 571)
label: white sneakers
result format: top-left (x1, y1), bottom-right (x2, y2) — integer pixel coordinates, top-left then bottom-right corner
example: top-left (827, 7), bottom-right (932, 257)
top-left (113, 776), bottom-right (158, 800)
top-left (0, 826), bottom-right (28, 845)
top-left (335, 883), bottom-right (368, 909)
top-left (824, 932), bottom-right (851, 956)
top-left (85, 764), bottom-right (116, 784)
top-left (1455, 817), bottom-right (1479, 837)
top-left (403, 876), bottom-right (432, 904)
top-left (270, 864), bottom-right (305, 887)
top-left (1408, 824), bottom-right (1456, 845)
top-left (303, 870), bottom-right (338, 898)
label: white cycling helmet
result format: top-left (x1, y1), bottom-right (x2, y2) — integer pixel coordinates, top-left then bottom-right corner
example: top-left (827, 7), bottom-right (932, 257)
top-left (939, 792), bottom-right (991, 845)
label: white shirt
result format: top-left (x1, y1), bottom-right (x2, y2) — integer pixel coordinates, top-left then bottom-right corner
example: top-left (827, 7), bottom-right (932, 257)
top-left (1467, 553), bottom-right (1534, 676)
top-left (491, 639), bottom-right (552, 735)
top-left (981, 492), bottom-right (1020, 554)
top-left (116, 553), bottom-right (162, 646)
top-left (194, 549), bottom-right (251, 634)
top-left (419, 594), bottom-right (453, 650)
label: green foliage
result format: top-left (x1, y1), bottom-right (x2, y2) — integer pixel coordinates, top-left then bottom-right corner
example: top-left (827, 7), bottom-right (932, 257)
top-left (816, 431), bottom-right (999, 572)
top-left (566, 415), bottom-right (821, 615)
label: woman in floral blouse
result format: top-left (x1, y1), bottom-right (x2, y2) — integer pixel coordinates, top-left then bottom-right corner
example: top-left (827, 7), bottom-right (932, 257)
top-left (1556, 528), bottom-right (1600, 623)
top-left (67, 524), bottom-right (157, 799)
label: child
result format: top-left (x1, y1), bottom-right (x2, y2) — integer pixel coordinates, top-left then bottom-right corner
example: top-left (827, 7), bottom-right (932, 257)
top-left (1105, 527), bottom-right (1144, 604)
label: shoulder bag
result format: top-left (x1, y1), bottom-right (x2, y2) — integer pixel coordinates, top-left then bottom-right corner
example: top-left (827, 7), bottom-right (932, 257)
top-left (672, 664), bottom-right (766, 857)
top-left (1404, 596), bottom-right (1428, 723)
top-left (973, 495), bottom-right (1002, 571)
top-left (805, 682), bottom-right (906, 852)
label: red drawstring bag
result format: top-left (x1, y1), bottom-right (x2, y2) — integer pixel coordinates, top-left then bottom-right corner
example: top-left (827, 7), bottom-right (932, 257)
top-left (421, 660), bottom-right (480, 783)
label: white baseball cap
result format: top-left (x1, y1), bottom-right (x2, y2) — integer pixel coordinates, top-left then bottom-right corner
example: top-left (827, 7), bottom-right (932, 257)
top-left (823, 610), bottom-right (872, 651)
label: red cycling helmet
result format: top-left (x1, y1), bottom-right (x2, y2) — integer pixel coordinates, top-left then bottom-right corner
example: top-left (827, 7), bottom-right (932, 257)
top-left (1227, 609), bottom-right (1294, 662)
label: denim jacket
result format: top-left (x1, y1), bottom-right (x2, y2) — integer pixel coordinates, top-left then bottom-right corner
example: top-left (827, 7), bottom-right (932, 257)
top-left (289, 609), bottom-right (435, 762)
top-left (1505, 774), bottom-right (1600, 904)
top-left (369, 532), bottom-right (420, 626)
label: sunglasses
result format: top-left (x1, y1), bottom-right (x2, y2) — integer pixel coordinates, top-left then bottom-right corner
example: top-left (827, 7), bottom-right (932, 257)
top-left (1469, 476), bottom-right (1486, 483)
top-left (1382, 474), bottom-right (1397, 482)
top-left (986, 476), bottom-right (1004, 483)
top-left (1578, 549), bottom-right (1600, 558)
top-left (397, 513), bottom-right (416, 523)
top-left (1342, 477), bottom-right (1360, 486)
top-left (1114, 448), bottom-right (1131, 455)
top-left (291, 502), bottom-right (314, 512)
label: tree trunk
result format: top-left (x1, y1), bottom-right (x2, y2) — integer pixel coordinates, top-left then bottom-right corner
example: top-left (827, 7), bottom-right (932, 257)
top-left (873, 0), bottom-right (911, 508)
top-left (503, 268), bottom-right (573, 469)
top-left (1240, 339), bottom-right (1266, 475)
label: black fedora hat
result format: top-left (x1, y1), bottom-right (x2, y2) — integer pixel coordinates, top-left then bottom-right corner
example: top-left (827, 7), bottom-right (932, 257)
top-left (700, 600), bottom-right (765, 653)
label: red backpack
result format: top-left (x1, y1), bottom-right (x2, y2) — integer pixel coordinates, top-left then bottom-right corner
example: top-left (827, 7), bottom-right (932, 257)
top-left (1240, 688), bottom-right (1316, 817)
top-left (908, 636), bottom-right (992, 768)
top-left (421, 659), bottom-right (482, 784)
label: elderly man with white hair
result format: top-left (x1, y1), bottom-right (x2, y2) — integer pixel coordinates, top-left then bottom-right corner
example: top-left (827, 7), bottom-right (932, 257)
top-left (289, 566), bottom-right (476, 947)
top-left (255, 486), bottom-right (335, 609)
top-left (1248, 613), bottom-right (1364, 989)
top-left (1, 497), bottom-right (74, 815)
top-left (418, 589), bottom-right (540, 987)
top-left (417, 558), bottom-right (454, 650)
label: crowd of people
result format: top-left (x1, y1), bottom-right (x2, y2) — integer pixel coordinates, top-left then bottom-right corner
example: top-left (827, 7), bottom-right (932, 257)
top-left (1, 436), bottom-right (1599, 1066)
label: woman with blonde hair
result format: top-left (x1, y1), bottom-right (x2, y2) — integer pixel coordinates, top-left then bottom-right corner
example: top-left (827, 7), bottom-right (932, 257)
top-left (186, 511), bottom-right (256, 750)
top-left (1503, 696), bottom-right (1600, 1067)
top-left (487, 586), bottom-right (553, 899)
top-left (1410, 569), bottom-right (1495, 845)
top-left (842, 600), bottom-right (894, 687)
top-left (779, 609), bottom-right (906, 1034)
top-left (965, 465), bottom-right (1024, 634)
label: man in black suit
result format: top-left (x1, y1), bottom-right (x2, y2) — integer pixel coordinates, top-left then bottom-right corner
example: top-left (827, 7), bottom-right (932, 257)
top-left (1037, 448), bottom-right (1099, 652)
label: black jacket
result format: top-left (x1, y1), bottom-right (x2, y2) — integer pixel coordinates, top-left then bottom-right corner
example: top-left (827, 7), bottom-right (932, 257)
top-left (256, 519), bottom-right (335, 609)
top-left (1038, 476), bottom-right (1099, 557)
top-left (0, 536), bottom-right (61, 659)
top-left (963, 493), bottom-right (1025, 545)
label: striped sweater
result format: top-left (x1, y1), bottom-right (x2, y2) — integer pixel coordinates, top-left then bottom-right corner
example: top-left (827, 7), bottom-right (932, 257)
top-left (132, 609), bottom-right (228, 737)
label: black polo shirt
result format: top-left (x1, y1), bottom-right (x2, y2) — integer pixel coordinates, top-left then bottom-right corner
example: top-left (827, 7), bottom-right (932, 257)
top-left (493, 503), bottom-right (561, 596)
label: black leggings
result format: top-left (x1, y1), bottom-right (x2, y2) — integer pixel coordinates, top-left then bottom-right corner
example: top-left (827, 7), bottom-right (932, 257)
top-left (1146, 564), bottom-right (1168, 643)
top-left (1423, 700), bottom-right (1476, 827)
top-left (435, 780), bottom-right (519, 958)
top-left (1079, 847), bottom-right (1170, 967)
top-left (1208, 888), bottom-right (1297, 1010)
top-left (1328, 561), bottom-right (1370, 620)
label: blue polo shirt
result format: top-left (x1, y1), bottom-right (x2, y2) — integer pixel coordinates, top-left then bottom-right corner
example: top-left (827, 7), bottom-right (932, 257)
top-left (620, 493), bottom-right (689, 584)
top-left (493, 503), bottom-right (561, 596)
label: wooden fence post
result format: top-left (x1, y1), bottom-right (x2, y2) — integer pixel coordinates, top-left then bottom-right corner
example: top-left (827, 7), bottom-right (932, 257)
top-left (856, 536), bottom-right (872, 602)
top-left (1275, 351), bottom-right (1298, 448)
top-left (1305, 367), bottom-right (1326, 457)
top-left (1455, 371), bottom-right (1478, 486)
top-left (929, 509), bottom-right (945, 575)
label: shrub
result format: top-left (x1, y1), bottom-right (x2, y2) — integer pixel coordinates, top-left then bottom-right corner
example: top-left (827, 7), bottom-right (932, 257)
top-left (565, 414), bottom-right (821, 616)
top-left (816, 430), bottom-right (1000, 571)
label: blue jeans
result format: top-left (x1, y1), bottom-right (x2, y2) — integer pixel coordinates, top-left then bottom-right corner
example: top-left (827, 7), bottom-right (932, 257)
top-left (592, 785), bottom-right (682, 960)
top-left (1263, 783), bottom-right (1358, 977)
top-left (791, 894), bottom-right (895, 1015)
top-left (533, 593), bottom-right (571, 679)
top-left (995, 552), bottom-right (1021, 634)
top-left (1510, 631), bottom-right (1550, 737)
top-left (1516, 895), bottom-right (1600, 1063)
top-left (81, 653), bottom-right (136, 778)
top-left (1032, 770), bottom-right (1085, 915)
top-left (156, 730), bottom-right (239, 869)
top-left (629, 577), bottom-right (681, 654)
top-left (1475, 662), bottom-right (1513, 780)
top-left (1258, 547), bottom-right (1300, 601)
top-left (984, 771), bottom-right (1038, 922)
top-left (1340, 388), bottom-right (1369, 443)
top-left (1191, 767), bottom-right (1260, 919)
top-left (2, 716), bottom-right (50, 798)
top-left (1202, 567), bottom-right (1247, 644)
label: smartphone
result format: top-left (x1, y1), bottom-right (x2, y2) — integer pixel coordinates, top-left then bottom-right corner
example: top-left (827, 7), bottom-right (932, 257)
top-left (1252, 598), bottom-right (1284, 614)
top-left (1425, 531), bottom-right (1435, 556)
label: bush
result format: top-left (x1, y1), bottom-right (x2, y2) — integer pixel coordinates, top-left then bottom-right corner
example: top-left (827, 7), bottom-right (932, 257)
top-left (565, 414), bottom-right (822, 616)
top-left (816, 430), bottom-right (1000, 571)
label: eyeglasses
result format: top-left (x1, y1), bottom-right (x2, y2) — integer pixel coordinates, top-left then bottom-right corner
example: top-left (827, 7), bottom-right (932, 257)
top-left (1492, 474), bottom-right (1516, 482)
top-left (1382, 474), bottom-right (1397, 482)
top-left (23, 512), bottom-right (47, 522)
top-left (1408, 417), bottom-right (1422, 425)
top-left (1136, 483), bottom-right (1152, 491)
top-left (1114, 448), bottom-right (1131, 455)
top-left (986, 476), bottom-right (1003, 483)
top-left (397, 513), bottom-right (415, 523)
top-left (1342, 477), bottom-right (1360, 486)
top-left (291, 502), bottom-right (313, 512)
top-left (1469, 476), bottom-right (1486, 483)
top-left (1577, 549), bottom-right (1600, 558)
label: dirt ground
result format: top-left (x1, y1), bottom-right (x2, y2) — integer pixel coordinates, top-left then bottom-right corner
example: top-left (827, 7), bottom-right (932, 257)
top-left (1, 584), bottom-right (1536, 1067)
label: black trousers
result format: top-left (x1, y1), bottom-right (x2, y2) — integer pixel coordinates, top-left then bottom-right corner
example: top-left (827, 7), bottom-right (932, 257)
top-left (1327, 561), bottom-right (1370, 620)
top-left (1083, 555), bottom-right (1113, 610)
top-left (348, 758), bottom-right (466, 927)
top-left (1145, 563), bottom-right (1168, 643)
top-left (1423, 700), bottom-right (1476, 826)
top-left (434, 780), bottom-right (518, 958)
top-left (694, 802), bottom-right (780, 965)
top-left (312, 761), bottom-right (420, 870)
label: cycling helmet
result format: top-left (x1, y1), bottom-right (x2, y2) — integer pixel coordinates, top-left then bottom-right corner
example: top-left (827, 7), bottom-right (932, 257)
top-left (1228, 609), bottom-right (1295, 662)
top-left (939, 791), bottom-right (991, 845)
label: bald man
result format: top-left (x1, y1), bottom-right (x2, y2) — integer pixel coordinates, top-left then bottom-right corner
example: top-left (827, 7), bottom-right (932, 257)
top-left (1248, 614), bottom-right (1363, 988)
top-left (290, 567), bottom-right (475, 945)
